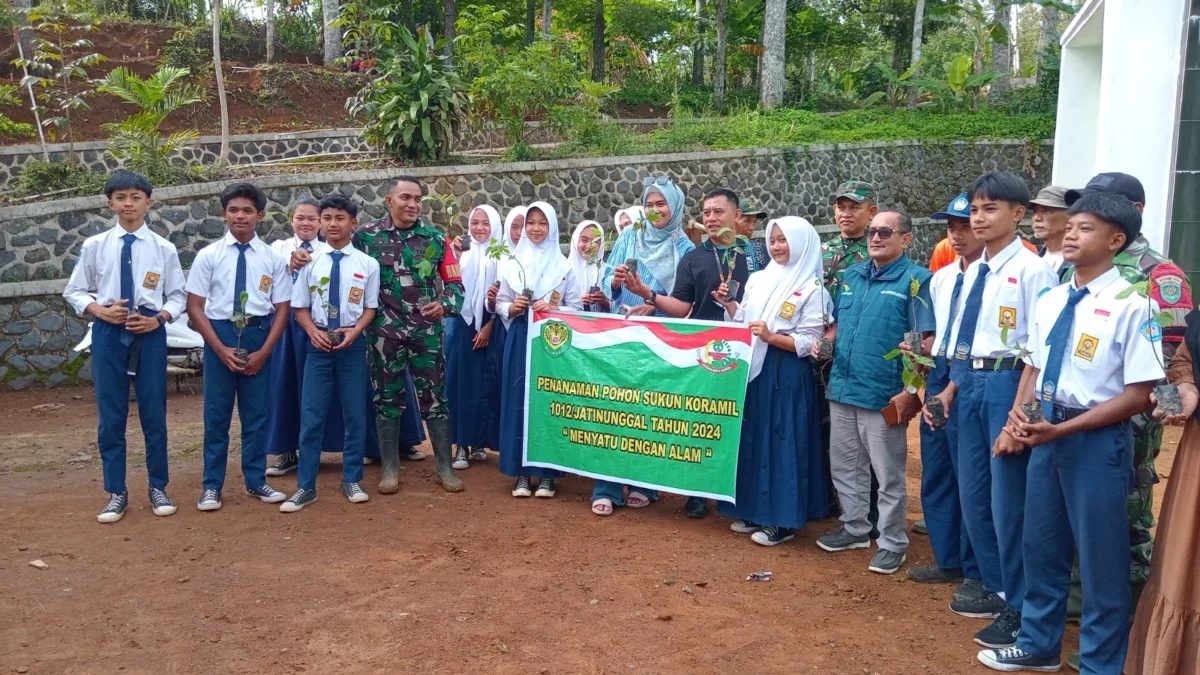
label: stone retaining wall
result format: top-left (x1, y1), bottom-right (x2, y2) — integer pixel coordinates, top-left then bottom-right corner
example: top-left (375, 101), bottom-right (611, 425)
top-left (0, 139), bottom-right (1052, 389)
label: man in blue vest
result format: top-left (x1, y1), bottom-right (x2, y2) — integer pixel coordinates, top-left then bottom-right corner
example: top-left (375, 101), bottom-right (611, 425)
top-left (815, 209), bottom-right (935, 575)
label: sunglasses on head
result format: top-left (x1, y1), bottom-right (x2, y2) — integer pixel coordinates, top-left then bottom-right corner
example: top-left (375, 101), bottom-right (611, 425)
top-left (867, 227), bottom-right (906, 240)
top-left (642, 175), bottom-right (673, 188)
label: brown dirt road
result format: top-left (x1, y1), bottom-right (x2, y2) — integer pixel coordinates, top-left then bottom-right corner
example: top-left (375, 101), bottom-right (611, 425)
top-left (0, 385), bottom-right (1180, 674)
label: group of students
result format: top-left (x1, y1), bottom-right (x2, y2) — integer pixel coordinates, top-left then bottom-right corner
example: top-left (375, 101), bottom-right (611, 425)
top-left (64, 166), bottom-right (1196, 674)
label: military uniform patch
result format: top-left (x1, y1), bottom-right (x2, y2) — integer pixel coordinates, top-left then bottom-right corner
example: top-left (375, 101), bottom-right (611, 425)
top-left (1074, 333), bottom-right (1098, 361)
top-left (779, 301), bottom-right (796, 320)
top-left (142, 271), bottom-right (160, 290)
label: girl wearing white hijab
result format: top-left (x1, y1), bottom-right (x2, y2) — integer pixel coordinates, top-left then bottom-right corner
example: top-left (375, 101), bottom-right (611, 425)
top-left (495, 202), bottom-right (582, 499)
top-left (613, 206), bottom-right (644, 237)
top-left (715, 216), bottom-right (833, 546)
top-left (568, 220), bottom-right (610, 313)
top-left (445, 205), bottom-right (503, 470)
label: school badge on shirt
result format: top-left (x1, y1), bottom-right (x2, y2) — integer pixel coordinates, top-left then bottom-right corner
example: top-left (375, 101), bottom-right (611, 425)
top-left (998, 306), bottom-right (1017, 329)
top-left (259, 275), bottom-right (273, 292)
top-left (142, 271), bottom-right (160, 290)
top-left (549, 290), bottom-right (563, 308)
top-left (779, 301), bottom-right (797, 320)
top-left (1074, 333), bottom-right (1098, 361)
top-left (348, 286), bottom-right (364, 305)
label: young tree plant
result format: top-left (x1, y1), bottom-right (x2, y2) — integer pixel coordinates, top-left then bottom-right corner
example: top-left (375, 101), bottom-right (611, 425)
top-left (486, 239), bottom-right (531, 298)
top-left (309, 276), bottom-right (345, 346)
top-left (231, 290), bottom-right (251, 361)
top-left (1117, 280), bottom-right (1183, 415)
top-left (98, 65), bottom-right (206, 182)
top-left (883, 276), bottom-right (934, 390)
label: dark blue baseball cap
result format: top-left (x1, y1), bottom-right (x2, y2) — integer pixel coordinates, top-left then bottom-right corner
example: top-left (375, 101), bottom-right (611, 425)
top-left (931, 191), bottom-right (970, 220)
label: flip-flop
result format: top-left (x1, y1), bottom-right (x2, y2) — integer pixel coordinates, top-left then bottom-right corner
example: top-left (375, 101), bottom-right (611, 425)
top-left (591, 498), bottom-right (614, 516)
top-left (626, 491), bottom-right (651, 508)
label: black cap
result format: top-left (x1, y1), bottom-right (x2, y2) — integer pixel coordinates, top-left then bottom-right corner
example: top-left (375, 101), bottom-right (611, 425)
top-left (1064, 172), bottom-right (1146, 207)
top-left (1066, 192), bottom-right (1142, 252)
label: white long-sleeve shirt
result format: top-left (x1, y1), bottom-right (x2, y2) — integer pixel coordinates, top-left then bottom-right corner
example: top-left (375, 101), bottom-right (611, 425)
top-left (63, 222), bottom-right (187, 320)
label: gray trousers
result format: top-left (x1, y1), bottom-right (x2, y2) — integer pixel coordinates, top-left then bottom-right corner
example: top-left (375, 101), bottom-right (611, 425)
top-left (829, 401), bottom-right (909, 554)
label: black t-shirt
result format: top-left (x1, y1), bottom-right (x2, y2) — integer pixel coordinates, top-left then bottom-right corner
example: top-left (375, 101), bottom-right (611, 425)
top-left (670, 240), bottom-right (752, 321)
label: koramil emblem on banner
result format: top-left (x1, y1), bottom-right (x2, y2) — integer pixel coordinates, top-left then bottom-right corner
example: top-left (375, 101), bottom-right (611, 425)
top-left (696, 339), bottom-right (738, 373)
top-left (541, 320), bottom-right (572, 357)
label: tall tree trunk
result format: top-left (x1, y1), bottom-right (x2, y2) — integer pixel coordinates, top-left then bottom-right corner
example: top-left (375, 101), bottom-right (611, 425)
top-left (541, 0), bottom-right (551, 36)
top-left (400, 0), bottom-right (415, 34)
top-left (591, 0), bottom-right (604, 81)
top-left (264, 0), bottom-right (275, 64)
top-left (12, 0), bottom-right (33, 64)
top-left (713, 0), bottom-right (727, 109)
top-left (322, 0), bottom-right (341, 66)
top-left (691, 0), bottom-right (705, 85)
top-left (1036, 5), bottom-right (1060, 84)
top-left (443, 0), bottom-right (456, 58)
top-left (890, 14), bottom-right (911, 74)
top-left (989, 0), bottom-right (1011, 102)
top-left (525, 0), bottom-right (536, 44)
top-left (906, 0), bottom-right (925, 107)
top-left (213, 0), bottom-right (230, 168)
top-left (1010, 4), bottom-right (1020, 76)
top-left (759, 0), bottom-right (785, 109)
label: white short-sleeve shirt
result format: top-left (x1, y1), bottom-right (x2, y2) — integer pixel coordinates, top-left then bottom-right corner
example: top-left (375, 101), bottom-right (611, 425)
top-left (930, 257), bottom-right (968, 358)
top-left (292, 244), bottom-right (380, 327)
top-left (63, 222), bottom-right (187, 320)
top-left (948, 237), bottom-right (1060, 360)
top-left (186, 232), bottom-right (291, 320)
top-left (1027, 266), bottom-right (1166, 410)
top-left (494, 273), bottom-right (583, 329)
top-left (271, 235), bottom-right (329, 259)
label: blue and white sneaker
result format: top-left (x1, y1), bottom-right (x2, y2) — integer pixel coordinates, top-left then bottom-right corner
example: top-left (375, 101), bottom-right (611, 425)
top-left (280, 488), bottom-right (317, 513)
top-left (97, 492), bottom-right (128, 523)
top-left (341, 481), bottom-right (369, 503)
top-left (265, 451), bottom-right (298, 477)
top-left (197, 489), bottom-right (222, 512)
top-left (149, 488), bottom-right (177, 517)
top-left (977, 647), bottom-right (1061, 672)
top-left (245, 484), bottom-right (287, 504)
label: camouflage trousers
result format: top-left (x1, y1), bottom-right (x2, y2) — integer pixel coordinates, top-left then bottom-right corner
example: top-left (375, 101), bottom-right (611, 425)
top-left (1128, 412), bottom-right (1161, 584)
top-left (367, 323), bottom-right (448, 421)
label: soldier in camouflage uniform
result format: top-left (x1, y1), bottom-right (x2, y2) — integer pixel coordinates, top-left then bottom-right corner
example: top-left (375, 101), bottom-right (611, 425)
top-left (1058, 175), bottom-right (1194, 659)
top-left (355, 176), bottom-right (465, 494)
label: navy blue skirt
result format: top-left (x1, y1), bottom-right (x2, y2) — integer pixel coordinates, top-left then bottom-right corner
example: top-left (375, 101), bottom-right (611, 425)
top-left (480, 318), bottom-right (507, 449)
top-left (498, 315), bottom-right (562, 479)
top-left (445, 314), bottom-right (496, 448)
top-left (718, 345), bottom-right (829, 529)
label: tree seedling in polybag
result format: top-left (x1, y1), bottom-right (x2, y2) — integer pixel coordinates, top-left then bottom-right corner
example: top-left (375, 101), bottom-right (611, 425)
top-left (884, 276), bottom-right (935, 391)
top-left (1118, 280), bottom-right (1183, 416)
top-left (309, 276), bottom-right (344, 347)
top-left (486, 239), bottom-right (532, 299)
top-left (231, 290), bottom-right (251, 362)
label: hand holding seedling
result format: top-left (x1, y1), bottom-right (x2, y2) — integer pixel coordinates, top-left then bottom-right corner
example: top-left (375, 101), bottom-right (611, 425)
top-left (1152, 382), bottom-right (1198, 425)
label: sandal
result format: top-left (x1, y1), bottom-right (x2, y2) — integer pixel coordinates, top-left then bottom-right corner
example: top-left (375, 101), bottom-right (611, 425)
top-left (591, 498), bottom-right (614, 516)
top-left (626, 491), bottom-right (651, 508)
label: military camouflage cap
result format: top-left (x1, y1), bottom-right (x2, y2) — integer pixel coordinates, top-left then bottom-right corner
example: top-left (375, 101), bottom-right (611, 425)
top-left (833, 180), bottom-right (875, 203)
top-left (738, 197), bottom-right (768, 217)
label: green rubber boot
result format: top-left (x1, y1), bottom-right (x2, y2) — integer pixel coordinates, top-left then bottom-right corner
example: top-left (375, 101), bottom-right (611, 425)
top-left (426, 417), bottom-right (464, 492)
top-left (376, 417), bottom-right (401, 495)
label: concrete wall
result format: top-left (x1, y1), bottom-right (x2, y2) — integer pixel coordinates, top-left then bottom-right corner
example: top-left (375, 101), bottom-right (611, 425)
top-left (0, 139), bottom-right (1051, 390)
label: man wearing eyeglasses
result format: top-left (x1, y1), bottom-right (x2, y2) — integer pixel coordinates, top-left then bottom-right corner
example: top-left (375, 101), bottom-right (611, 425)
top-left (814, 210), bottom-right (934, 576)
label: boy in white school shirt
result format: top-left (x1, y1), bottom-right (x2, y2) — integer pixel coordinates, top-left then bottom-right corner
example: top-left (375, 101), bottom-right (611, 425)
top-left (978, 192), bottom-right (1163, 673)
top-left (63, 171), bottom-right (186, 523)
top-left (186, 182), bottom-right (291, 512)
top-left (281, 194), bottom-right (380, 512)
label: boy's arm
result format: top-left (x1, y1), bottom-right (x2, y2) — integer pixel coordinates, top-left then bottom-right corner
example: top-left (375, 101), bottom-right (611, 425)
top-left (160, 246), bottom-right (187, 322)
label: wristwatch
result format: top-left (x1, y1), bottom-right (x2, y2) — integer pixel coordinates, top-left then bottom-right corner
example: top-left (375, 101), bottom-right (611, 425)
top-left (156, 314), bottom-right (167, 328)
top-left (648, 290), bottom-right (657, 306)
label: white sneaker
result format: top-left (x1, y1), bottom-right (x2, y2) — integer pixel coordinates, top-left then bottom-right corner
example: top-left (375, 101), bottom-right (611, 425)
top-left (245, 485), bottom-right (287, 503)
top-left (197, 489), bottom-right (222, 511)
top-left (452, 447), bottom-right (469, 470)
top-left (149, 488), bottom-right (177, 517)
top-left (341, 482), bottom-right (369, 503)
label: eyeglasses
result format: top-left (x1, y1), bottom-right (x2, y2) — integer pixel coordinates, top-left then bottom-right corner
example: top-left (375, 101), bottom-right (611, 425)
top-left (867, 227), bottom-right (905, 240)
top-left (642, 175), bottom-right (673, 188)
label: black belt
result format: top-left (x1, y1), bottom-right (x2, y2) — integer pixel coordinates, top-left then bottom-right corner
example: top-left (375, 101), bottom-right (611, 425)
top-left (219, 315), bottom-right (268, 326)
top-left (1050, 404), bottom-right (1088, 422)
top-left (126, 306), bottom-right (162, 376)
top-left (958, 356), bottom-right (1026, 371)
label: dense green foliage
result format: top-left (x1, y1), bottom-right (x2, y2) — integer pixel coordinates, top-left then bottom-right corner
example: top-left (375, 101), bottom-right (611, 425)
top-left (98, 65), bottom-right (207, 184)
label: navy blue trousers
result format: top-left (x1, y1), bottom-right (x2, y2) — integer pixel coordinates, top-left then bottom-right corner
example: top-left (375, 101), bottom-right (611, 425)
top-left (920, 363), bottom-right (978, 576)
top-left (954, 366), bottom-right (1027, 609)
top-left (92, 318), bottom-right (168, 494)
top-left (201, 319), bottom-right (272, 492)
top-left (1018, 422), bottom-right (1133, 672)
top-left (296, 336), bottom-right (369, 491)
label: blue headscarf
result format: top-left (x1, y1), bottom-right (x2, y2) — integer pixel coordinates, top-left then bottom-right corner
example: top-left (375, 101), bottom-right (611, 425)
top-left (607, 177), bottom-right (688, 293)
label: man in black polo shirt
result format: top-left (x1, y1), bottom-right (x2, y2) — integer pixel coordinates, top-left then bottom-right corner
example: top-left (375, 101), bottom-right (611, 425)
top-left (625, 187), bottom-right (752, 517)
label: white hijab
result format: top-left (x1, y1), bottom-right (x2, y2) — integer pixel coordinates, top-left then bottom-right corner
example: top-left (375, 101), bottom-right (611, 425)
top-left (614, 206), bottom-right (644, 237)
top-left (502, 201), bottom-right (571, 300)
top-left (741, 217), bottom-right (829, 380)
top-left (460, 205), bottom-right (501, 331)
top-left (503, 206), bottom-right (526, 250)
top-left (568, 220), bottom-right (606, 291)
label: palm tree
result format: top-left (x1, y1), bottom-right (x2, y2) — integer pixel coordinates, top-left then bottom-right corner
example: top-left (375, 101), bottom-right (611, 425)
top-left (98, 65), bottom-right (206, 171)
top-left (759, 0), bottom-right (785, 108)
top-left (212, 0), bottom-right (230, 167)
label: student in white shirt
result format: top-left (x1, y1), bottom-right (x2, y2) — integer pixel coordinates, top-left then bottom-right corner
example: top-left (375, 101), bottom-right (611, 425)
top-left (186, 182), bottom-right (291, 512)
top-left (63, 171), bottom-right (186, 523)
top-left (935, 172), bottom-right (1060, 648)
top-left (978, 192), bottom-right (1163, 673)
top-left (280, 194), bottom-right (380, 511)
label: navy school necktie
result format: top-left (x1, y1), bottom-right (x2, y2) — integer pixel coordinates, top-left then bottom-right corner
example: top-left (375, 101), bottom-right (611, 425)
top-left (328, 251), bottom-right (345, 330)
top-left (952, 262), bottom-right (990, 362)
top-left (937, 270), bottom-right (966, 361)
top-left (233, 242), bottom-right (251, 316)
top-left (119, 233), bottom-right (137, 346)
top-left (1040, 286), bottom-right (1090, 419)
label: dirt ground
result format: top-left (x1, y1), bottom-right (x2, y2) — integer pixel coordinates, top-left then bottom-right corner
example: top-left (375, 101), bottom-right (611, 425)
top-left (0, 384), bottom-right (1181, 674)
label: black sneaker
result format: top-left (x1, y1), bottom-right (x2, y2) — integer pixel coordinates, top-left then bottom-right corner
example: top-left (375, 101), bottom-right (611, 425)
top-left (197, 489), bottom-right (222, 512)
top-left (245, 484), bottom-right (287, 503)
top-left (341, 481), bottom-right (369, 503)
top-left (512, 476), bottom-right (532, 498)
top-left (265, 451), bottom-right (298, 476)
top-left (452, 447), bottom-right (469, 470)
top-left (751, 526), bottom-right (795, 546)
top-left (535, 477), bottom-right (556, 498)
top-left (816, 525), bottom-right (871, 552)
top-left (954, 578), bottom-right (987, 604)
top-left (148, 488), bottom-right (177, 517)
top-left (907, 563), bottom-right (964, 583)
top-left (951, 590), bottom-right (1008, 619)
top-left (730, 519), bottom-right (761, 534)
top-left (97, 491), bottom-right (128, 524)
top-left (280, 488), bottom-right (317, 513)
top-left (974, 607), bottom-right (1022, 648)
top-left (685, 496), bottom-right (709, 518)
top-left (977, 646), bottom-right (1061, 672)
top-left (469, 448), bottom-right (488, 462)
top-left (400, 446), bottom-right (426, 461)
